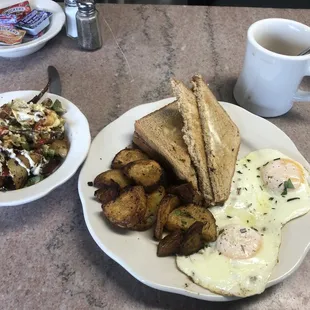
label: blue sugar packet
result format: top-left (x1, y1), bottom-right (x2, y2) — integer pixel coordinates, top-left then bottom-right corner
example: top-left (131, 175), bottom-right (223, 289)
top-left (16, 9), bottom-right (52, 36)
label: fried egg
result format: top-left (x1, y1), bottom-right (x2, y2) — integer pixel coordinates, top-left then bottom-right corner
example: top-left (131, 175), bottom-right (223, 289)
top-left (177, 223), bottom-right (281, 297)
top-left (176, 149), bottom-right (310, 297)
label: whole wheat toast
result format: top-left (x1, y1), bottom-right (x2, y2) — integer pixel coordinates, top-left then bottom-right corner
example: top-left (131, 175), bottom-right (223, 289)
top-left (133, 102), bottom-right (198, 189)
top-left (171, 79), bottom-right (214, 204)
top-left (192, 75), bottom-right (241, 203)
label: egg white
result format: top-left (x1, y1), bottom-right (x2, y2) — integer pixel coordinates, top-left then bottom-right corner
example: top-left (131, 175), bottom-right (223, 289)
top-left (177, 223), bottom-right (281, 297)
top-left (177, 149), bottom-right (310, 297)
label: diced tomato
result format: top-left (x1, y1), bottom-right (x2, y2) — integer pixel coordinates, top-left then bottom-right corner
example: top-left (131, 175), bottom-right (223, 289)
top-left (34, 120), bottom-right (44, 131)
top-left (0, 126), bottom-right (8, 136)
top-left (1, 166), bottom-right (10, 177)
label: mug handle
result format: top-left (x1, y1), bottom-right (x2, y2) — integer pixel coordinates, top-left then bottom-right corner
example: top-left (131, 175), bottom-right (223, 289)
top-left (293, 64), bottom-right (310, 102)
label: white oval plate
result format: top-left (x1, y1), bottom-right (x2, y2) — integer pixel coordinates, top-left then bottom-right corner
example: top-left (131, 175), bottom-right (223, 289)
top-left (78, 98), bottom-right (310, 302)
top-left (0, 0), bottom-right (65, 58)
top-left (0, 90), bottom-right (91, 207)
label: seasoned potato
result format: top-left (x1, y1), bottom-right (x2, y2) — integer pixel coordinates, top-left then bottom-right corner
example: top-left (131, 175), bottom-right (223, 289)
top-left (157, 230), bottom-right (183, 257)
top-left (165, 204), bottom-right (217, 242)
top-left (167, 183), bottom-right (203, 205)
top-left (94, 169), bottom-right (132, 189)
top-left (50, 139), bottom-right (69, 158)
top-left (111, 148), bottom-right (149, 169)
top-left (154, 194), bottom-right (181, 240)
top-left (179, 222), bottom-right (204, 256)
top-left (94, 181), bottom-right (120, 205)
top-left (6, 159), bottom-right (28, 190)
top-left (17, 154), bottom-right (30, 169)
top-left (102, 186), bottom-right (147, 229)
top-left (132, 186), bottom-right (165, 231)
top-left (123, 159), bottom-right (163, 192)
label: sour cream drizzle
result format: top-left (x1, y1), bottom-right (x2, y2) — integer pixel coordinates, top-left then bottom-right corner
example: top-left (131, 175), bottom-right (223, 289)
top-left (0, 141), bottom-right (42, 176)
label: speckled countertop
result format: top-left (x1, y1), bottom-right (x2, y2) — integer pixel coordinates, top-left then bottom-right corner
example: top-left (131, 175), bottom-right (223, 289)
top-left (1, 4), bottom-right (310, 310)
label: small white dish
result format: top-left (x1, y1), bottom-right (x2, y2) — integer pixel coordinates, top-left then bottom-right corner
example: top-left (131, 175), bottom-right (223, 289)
top-left (78, 98), bottom-right (310, 301)
top-left (0, 90), bottom-right (91, 207)
top-left (0, 0), bottom-right (65, 58)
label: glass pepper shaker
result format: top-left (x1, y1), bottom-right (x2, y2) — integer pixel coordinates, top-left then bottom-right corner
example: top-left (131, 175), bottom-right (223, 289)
top-left (76, 0), bottom-right (102, 51)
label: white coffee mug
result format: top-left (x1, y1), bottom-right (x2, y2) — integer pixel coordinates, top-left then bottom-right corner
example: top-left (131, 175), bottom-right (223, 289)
top-left (234, 18), bottom-right (310, 117)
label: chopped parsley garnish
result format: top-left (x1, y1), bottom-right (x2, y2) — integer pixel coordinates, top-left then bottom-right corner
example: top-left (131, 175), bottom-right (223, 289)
top-left (243, 164), bottom-right (248, 168)
top-left (263, 161), bottom-right (269, 167)
top-left (237, 170), bottom-right (243, 174)
top-left (256, 175), bottom-right (260, 178)
top-left (237, 188), bottom-right (241, 195)
top-left (227, 215), bottom-right (232, 219)
top-left (247, 159), bottom-right (251, 162)
top-left (269, 197), bottom-right (274, 201)
top-left (240, 228), bottom-right (247, 233)
top-left (273, 158), bottom-right (280, 161)
top-left (251, 227), bottom-right (258, 232)
top-left (281, 178), bottom-right (295, 195)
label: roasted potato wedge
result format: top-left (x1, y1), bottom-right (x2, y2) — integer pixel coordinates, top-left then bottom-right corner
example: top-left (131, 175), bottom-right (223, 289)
top-left (179, 222), bottom-right (204, 256)
top-left (167, 183), bottom-right (203, 205)
top-left (123, 159), bottom-right (163, 192)
top-left (94, 181), bottom-right (120, 205)
top-left (94, 169), bottom-right (132, 189)
top-left (102, 186), bottom-right (147, 229)
top-left (154, 194), bottom-right (181, 240)
top-left (165, 204), bottom-right (217, 242)
top-left (50, 139), bottom-right (69, 158)
top-left (132, 186), bottom-right (166, 231)
top-left (6, 158), bottom-right (28, 189)
top-left (157, 230), bottom-right (183, 257)
top-left (111, 148), bottom-right (149, 169)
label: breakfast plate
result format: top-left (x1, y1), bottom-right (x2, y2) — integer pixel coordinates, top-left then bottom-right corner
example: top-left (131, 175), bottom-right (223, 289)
top-left (0, 90), bottom-right (91, 207)
top-left (78, 97), bottom-right (310, 301)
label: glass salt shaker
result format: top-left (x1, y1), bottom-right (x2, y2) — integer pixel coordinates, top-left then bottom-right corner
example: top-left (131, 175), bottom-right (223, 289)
top-left (76, 0), bottom-right (102, 51)
top-left (64, 0), bottom-right (78, 38)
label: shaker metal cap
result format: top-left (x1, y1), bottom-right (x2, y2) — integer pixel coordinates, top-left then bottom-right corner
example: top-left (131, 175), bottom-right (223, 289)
top-left (77, 0), bottom-right (95, 13)
top-left (65, 0), bottom-right (77, 5)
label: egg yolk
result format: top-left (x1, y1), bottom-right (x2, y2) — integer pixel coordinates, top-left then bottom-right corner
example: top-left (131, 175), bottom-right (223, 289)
top-left (216, 225), bottom-right (262, 259)
top-left (260, 158), bottom-right (304, 194)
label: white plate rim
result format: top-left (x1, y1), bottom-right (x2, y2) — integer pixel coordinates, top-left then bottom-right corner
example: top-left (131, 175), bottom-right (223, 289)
top-left (0, 90), bottom-right (91, 207)
top-left (78, 97), bottom-right (310, 302)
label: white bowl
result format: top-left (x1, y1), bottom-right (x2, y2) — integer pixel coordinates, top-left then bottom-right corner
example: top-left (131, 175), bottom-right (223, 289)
top-left (0, 0), bottom-right (65, 58)
top-left (0, 90), bottom-right (91, 207)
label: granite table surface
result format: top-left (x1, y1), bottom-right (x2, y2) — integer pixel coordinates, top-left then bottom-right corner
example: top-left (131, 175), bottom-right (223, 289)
top-left (1, 4), bottom-right (310, 310)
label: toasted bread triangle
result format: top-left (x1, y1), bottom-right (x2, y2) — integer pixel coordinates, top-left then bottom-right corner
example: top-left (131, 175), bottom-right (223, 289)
top-left (134, 101), bottom-right (198, 189)
top-left (192, 75), bottom-right (241, 203)
top-left (171, 78), bottom-right (214, 203)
